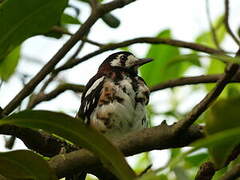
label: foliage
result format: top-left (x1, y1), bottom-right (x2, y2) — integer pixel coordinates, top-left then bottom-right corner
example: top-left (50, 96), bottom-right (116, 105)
top-left (0, 0), bottom-right (240, 179)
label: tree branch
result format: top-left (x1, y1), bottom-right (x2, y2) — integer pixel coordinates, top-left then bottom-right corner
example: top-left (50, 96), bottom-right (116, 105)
top-left (0, 125), bottom-right (78, 157)
top-left (195, 161), bottom-right (215, 180)
top-left (205, 0), bottom-right (221, 50)
top-left (220, 164), bottom-right (240, 180)
top-left (49, 123), bottom-right (203, 178)
top-left (173, 63), bottom-right (239, 135)
top-left (54, 37), bottom-right (226, 73)
top-left (1, 0), bottom-right (136, 116)
top-left (27, 83), bottom-right (85, 109)
top-left (224, 0), bottom-right (240, 46)
top-left (25, 73), bottom-right (240, 109)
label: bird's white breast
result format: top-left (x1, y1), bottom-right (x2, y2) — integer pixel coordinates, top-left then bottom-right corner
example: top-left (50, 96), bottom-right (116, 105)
top-left (90, 75), bottom-right (149, 138)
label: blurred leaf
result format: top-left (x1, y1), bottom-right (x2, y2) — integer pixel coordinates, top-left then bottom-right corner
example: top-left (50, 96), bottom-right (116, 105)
top-left (166, 53), bottom-right (201, 67)
top-left (61, 13), bottom-right (81, 24)
top-left (0, 150), bottom-right (57, 180)
top-left (140, 29), bottom-right (182, 87)
top-left (134, 153), bottom-right (151, 173)
top-left (196, 15), bottom-right (226, 48)
top-left (0, 110), bottom-right (136, 180)
top-left (212, 167), bottom-right (227, 180)
top-left (0, 46), bottom-right (20, 81)
top-left (0, 0), bottom-right (68, 61)
top-left (102, 13), bottom-right (121, 28)
top-left (185, 152), bottom-right (208, 167)
top-left (168, 128), bottom-right (240, 171)
top-left (170, 149), bottom-right (181, 160)
top-left (138, 171), bottom-right (168, 180)
top-left (205, 98), bottom-right (240, 168)
top-left (173, 166), bottom-right (190, 180)
top-left (206, 56), bottom-right (240, 98)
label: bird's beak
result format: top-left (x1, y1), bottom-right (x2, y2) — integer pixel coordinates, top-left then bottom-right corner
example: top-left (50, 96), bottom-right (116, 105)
top-left (134, 58), bottom-right (153, 67)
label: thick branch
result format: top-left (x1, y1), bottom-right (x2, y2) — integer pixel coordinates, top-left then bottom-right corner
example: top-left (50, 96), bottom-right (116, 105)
top-left (0, 125), bottom-right (78, 157)
top-left (1, 0), bottom-right (136, 116)
top-left (54, 37), bottom-right (226, 73)
top-left (49, 124), bottom-right (203, 178)
top-left (173, 63), bottom-right (239, 134)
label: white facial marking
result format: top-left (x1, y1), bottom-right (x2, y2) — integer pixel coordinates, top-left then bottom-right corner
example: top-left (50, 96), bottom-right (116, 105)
top-left (85, 77), bottom-right (104, 97)
top-left (110, 54), bottom-right (122, 67)
top-left (125, 55), bottom-right (138, 67)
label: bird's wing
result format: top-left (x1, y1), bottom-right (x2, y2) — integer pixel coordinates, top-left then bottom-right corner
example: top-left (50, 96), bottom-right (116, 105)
top-left (77, 74), bottom-right (105, 123)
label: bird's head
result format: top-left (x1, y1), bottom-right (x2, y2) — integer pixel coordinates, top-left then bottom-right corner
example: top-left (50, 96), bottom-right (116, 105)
top-left (98, 51), bottom-right (153, 74)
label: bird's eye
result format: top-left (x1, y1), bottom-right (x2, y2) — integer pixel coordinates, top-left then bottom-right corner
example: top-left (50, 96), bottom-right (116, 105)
top-left (120, 55), bottom-right (128, 62)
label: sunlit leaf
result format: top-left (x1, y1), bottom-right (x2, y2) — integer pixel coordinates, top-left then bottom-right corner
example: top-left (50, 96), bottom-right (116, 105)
top-left (0, 0), bottom-right (68, 61)
top-left (0, 110), bottom-right (136, 180)
top-left (0, 150), bottom-right (57, 180)
top-left (0, 46), bottom-right (20, 81)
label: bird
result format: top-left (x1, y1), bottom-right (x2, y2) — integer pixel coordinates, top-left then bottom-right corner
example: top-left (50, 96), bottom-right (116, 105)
top-left (77, 51), bottom-right (153, 138)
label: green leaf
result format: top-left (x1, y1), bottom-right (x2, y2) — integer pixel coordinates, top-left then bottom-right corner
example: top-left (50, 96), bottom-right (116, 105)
top-left (140, 29), bottom-right (181, 87)
top-left (61, 13), bottom-right (81, 24)
top-left (196, 15), bottom-right (226, 48)
top-left (173, 167), bottom-right (190, 180)
top-left (0, 46), bottom-right (20, 81)
top-left (137, 171), bottom-right (168, 180)
top-left (185, 152), bottom-right (208, 167)
top-left (205, 98), bottom-right (240, 168)
top-left (102, 13), bottom-right (121, 28)
top-left (166, 53), bottom-right (201, 67)
top-left (0, 150), bottom-right (57, 180)
top-left (0, 0), bottom-right (68, 61)
top-left (167, 127), bottom-right (240, 171)
top-left (0, 110), bottom-right (136, 180)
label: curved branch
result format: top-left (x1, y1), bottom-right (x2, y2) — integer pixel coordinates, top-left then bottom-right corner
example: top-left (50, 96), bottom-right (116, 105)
top-left (224, 0), bottom-right (240, 46)
top-left (27, 83), bottom-right (85, 109)
top-left (54, 37), bottom-right (226, 73)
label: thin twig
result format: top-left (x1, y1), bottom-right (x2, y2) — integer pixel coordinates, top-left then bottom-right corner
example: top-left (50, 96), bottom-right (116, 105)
top-left (224, 0), bottom-right (240, 46)
top-left (27, 83), bottom-right (85, 109)
top-left (1, 0), bottom-right (136, 116)
top-left (54, 37), bottom-right (226, 73)
top-left (150, 74), bottom-right (223, 92)
top-left (173, 63), bottom-right (239, 134)
top-left (205, 0), bottom-right (221, 49)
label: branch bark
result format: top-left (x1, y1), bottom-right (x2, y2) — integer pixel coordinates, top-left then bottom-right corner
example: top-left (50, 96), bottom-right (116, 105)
top-left (54, 37), bottom-right (226, 73)
top-left (173, 63), bottom-right (239, 135)
top-left (27, 83), bottom-right (85, 109)
top-left (48, 123), bottom-right (203, 178)
top-left (224, 0), bottom-right (240, 46)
